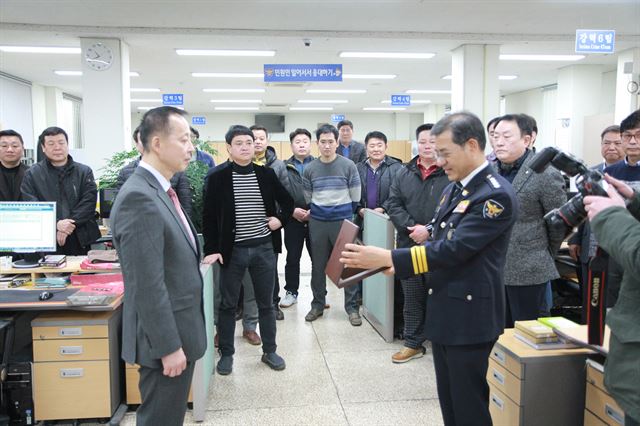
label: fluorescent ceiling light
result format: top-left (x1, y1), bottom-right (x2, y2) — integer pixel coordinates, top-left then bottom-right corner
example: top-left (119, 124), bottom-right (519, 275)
top-left (500, 54), bottom-right (584, 61)
top-left (298, 100), bottom-right (348, 104)
top-left (406, 89), bottom-right (451, 94)
top-left (209, 99), bottom-right (262, 103)
top-left (130, 98), bottom-right (162, 103)
top-left (54, 70), bottom-right (82, 76)
top-left (306, 89), bottom-right (367, 94)
top-left (0, 46), bottom-right (80, 54)
top-left (129, 71), bottom-right (140, 77)
top-left (363, 107), bottom-right (406, 111)
top-left (340, 51), bottom-right (435, 59)
top-left (137, 106), bottom-right (156, 111)
top-left (443, 74), bottom-right (518, 81)
top-left (381, 99), bottom-right (431, 104)
top-left (289, 107), bottom-right (334, 111)
top-left (214, 107), bottom-right (260, 111)
top-left (343, 74), bottom-right (396, 79)
top-left (176, 49), bottom-right (275, 57)
top-left (203, 88), bottom-right (265, 93)
top-left (131, 88), bottom-right (161, 92)
top-left (192, 72), bottom-right (263, 78)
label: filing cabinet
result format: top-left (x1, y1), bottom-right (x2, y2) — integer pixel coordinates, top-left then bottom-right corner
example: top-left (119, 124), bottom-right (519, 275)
top-left (584, 359), bottom-right (625, 425)
top-left (31, 309), bottom-right (122, 421)
top-left (488, 329), bottom-right (591, 426)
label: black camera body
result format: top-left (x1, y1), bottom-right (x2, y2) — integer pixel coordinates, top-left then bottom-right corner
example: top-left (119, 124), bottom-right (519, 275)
top-left (529, 147), bottom-right (608, 229)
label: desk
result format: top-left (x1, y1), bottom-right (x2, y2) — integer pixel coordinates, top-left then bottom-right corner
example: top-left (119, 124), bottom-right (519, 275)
top-left (0, 261), bottom-right (215, 423)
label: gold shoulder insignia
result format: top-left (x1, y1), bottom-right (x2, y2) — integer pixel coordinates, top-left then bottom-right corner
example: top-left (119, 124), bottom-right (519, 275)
top-left (439, 193), bottom-right (447, 206)
top-left (483, 199), bottom-right (505, 219)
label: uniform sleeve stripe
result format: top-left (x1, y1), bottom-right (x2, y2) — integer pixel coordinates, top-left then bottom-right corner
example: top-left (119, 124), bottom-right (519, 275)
top-left (410, 246), bottom-right (420, 275)
top-left (419, 246), bottom-right (428, 273)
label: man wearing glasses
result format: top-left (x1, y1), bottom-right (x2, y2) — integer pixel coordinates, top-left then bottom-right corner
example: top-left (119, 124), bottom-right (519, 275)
top-left (602, 110), bottom-right (640, 307)
top-left (605, 110), bottom-right (640, 182)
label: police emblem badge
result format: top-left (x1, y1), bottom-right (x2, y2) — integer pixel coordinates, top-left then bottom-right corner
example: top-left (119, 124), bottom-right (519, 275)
top-left (483, 199), bottom-right (504, 219)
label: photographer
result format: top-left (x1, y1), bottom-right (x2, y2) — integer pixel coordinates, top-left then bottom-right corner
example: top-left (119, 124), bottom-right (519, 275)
top-left (585, 175), bottom-right (640, 426)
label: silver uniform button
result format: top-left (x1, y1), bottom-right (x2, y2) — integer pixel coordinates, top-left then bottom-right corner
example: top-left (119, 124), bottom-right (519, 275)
top-left (428, 289), bottom-right (433, 295)
top-left (440, 222), bottom-right (446, 229)
top-left (466, 295), bottom-right (472, 301)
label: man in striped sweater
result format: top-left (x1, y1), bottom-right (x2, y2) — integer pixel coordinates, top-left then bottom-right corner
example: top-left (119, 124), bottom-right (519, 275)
top-left (303, 124), bottom-right (362, 326)
top-left (202, 125), bottom-right (294, 375)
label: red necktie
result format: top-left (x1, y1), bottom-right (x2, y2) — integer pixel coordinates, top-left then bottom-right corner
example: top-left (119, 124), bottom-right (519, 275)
top-left (167, 188), bottom-right (196, 249)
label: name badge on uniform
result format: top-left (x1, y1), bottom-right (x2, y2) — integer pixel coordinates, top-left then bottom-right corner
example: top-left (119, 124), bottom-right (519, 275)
top-left (453, 200), bottom-right (470, 214)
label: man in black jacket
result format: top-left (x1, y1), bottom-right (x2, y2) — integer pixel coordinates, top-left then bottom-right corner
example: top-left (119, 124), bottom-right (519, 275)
top-left (280, 128), bottom-right (315, 308)
top-left (117, 127), bottom-right (192, 217)
top-left (386, 123), bottom-right (449, 363)
top-left (21, 127), bottom-right (101, 255)
top-left (0, 129), bottom-right (28, 202)
top-left (202, 125), bottom-right (293, 376)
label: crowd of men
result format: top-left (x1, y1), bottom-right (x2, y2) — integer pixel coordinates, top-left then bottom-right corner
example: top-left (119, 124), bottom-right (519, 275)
top-left (2, 108), bottom-right (639, 426)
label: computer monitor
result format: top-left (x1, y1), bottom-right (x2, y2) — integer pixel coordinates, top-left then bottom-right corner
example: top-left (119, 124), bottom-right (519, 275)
top-left (0, 202), bottom-right (57, 268)
top-left (99, 188), bottom-right (119, 219)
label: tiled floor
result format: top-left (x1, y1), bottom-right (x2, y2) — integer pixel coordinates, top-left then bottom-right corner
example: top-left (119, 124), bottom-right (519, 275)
top-left (118, 250), bottom-right (443, 425)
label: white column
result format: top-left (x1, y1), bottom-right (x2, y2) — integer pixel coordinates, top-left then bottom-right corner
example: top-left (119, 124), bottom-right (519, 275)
top-left (80, 38), bottom-right (131, 174)
top-left (44, 86), bottom-right (65, 127)
top-left (555, 65), bottom-right (603, 161)
top-left (394, 113), bottom-right (411, 140)
top-left (451, 44), bottom-right (500, 123)
top-left (614, 48), bottom-right (640, 124)
top-left (423, 104), bottom-right (447, 124)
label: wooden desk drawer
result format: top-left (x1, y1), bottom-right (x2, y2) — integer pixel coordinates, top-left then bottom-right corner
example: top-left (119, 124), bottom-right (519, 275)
top-left (586, 382), bottom-right (625, 425)
top-left (489, 385), bottom-right (521, 426)
top-left (585, 409), bottom-right (608, 426)
top-left (487, 358), bottom-right (522, 405)
top-left (586, 361), bottom-right (607, 393)
top-left (33, 338), bottom-right (109, 362)
top-left (32, 324), bottom-right (108, 340)
top-left (490, 344), bottom-right (522, 379)
top-left (33, 360), bottom-right (112, 421)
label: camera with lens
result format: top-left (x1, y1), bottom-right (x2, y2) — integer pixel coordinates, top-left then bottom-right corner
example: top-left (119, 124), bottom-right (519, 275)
top-left (529, 146), bottom-right (608, 230)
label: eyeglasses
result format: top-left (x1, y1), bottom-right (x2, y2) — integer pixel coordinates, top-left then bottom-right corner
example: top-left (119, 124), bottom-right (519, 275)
top-left (622, 131), bottom-right (640, 143)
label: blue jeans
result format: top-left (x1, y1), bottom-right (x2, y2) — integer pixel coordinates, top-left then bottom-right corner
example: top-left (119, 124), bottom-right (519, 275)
top-left (218, 242), bottom-right (277, 356)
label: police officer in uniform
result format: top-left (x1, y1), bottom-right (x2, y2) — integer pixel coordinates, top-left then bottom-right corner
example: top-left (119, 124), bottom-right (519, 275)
top-left (341, 112), bottom-right (518, 426)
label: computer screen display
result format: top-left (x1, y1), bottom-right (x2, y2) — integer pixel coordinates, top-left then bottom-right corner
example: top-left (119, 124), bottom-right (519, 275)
top-left (0, 202), bottom-right (57, 253)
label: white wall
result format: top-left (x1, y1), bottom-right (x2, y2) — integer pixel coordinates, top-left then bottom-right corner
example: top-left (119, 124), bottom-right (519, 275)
top-left (130, 111), bottom-right (425, 142)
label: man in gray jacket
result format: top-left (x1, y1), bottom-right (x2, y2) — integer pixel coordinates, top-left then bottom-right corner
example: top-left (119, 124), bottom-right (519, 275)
top-left (493, 114), bottom-right (566, 327)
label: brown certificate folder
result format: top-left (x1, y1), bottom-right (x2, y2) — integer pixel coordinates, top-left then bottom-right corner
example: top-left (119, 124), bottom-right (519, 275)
top-left (325, 219), bottom-right (386, 288)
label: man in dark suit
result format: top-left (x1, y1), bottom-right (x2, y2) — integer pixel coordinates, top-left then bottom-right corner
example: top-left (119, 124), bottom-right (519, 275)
top-left (202, 125), bottom-right (293, 376)
top-left (336, 119), bottom-right (366, 163)
top-left (340, 112), bottom-right (518, 426)
top-left (111, 107), bottom-right (206, 426)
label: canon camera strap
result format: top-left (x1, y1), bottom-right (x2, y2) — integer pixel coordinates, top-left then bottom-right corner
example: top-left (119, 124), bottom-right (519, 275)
top-left (586, 249), bottom-right (608, 345)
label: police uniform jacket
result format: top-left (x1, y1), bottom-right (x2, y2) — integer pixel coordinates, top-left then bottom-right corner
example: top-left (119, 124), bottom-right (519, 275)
top-left (392, 164), bottom-right (518, 345)
top-left (591, 190), bottom-right (640, 421)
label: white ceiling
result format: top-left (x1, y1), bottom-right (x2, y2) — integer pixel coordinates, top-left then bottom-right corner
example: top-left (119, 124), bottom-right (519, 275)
top-left (1, 0), bottom-right (639, 113)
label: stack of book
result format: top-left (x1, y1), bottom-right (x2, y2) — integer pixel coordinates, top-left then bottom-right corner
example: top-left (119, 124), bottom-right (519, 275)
top-left (514, 317), bottom-right (580, 350)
